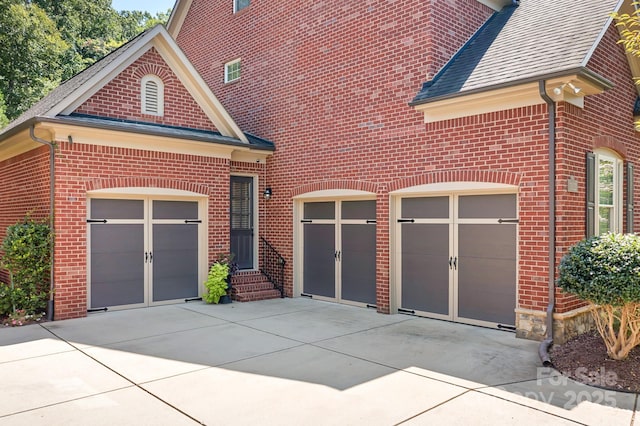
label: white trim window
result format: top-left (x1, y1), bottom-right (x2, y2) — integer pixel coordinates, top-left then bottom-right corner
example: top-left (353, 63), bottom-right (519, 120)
top-left (224, 59), bottom-right (241, 83)
top-left (234, 0), bottom-right (250, 13)
top-left (587, 149), bottom-right (626, 236)
top-left (141, 75), bottom-right (164, 116)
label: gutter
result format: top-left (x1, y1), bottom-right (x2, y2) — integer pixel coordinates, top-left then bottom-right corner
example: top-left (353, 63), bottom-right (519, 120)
top-left (29, 125), bottom-right (55, 322)
top-left (538, 81), bottom-right (555, 367)
top-left (410, 67), bottom-right (614, 107)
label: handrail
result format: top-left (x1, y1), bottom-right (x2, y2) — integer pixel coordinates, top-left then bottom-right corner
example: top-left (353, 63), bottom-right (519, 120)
top-left (260, 236), bottom-right (285, 298)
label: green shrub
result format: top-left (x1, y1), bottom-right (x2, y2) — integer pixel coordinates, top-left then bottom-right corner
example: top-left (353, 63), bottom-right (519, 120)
top-left (0, 216), bottom-right (51, 317)
top-left (557, 233), bottom-right (640, 360)
top-left (203, 262), bottom-right (229, 304)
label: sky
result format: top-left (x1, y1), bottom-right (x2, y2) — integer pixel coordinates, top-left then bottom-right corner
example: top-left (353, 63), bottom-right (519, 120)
top-left (111, 0), bottom-right (175, 15)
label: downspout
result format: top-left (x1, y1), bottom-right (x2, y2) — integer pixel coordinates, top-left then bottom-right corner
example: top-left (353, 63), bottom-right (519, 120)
top-left (538, 81), bottom-right (555, 366)
top-left (29, 125), bottom-right (55, 322)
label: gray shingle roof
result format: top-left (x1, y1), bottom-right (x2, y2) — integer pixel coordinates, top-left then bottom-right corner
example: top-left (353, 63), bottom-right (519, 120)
top-left (412, 0), bottom-right (619, 105)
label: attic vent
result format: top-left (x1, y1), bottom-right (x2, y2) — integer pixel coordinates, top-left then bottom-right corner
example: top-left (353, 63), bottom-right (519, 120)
top-left (141, 75), bottom-right (164, 116)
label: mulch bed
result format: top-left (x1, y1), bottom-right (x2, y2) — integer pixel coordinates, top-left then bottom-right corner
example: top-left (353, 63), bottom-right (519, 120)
top-left (550, 332), bottom-right (640, 393)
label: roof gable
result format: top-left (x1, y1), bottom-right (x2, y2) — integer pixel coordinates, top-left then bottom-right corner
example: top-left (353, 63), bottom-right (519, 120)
top-left (2, 25), bottom-right (248, 143)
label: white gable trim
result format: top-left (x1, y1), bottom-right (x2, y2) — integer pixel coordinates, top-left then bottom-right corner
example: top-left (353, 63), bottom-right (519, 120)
top-left (167, 0), bottom-right (192, 38)
top-left (49, 25), bottom-right (248, 143)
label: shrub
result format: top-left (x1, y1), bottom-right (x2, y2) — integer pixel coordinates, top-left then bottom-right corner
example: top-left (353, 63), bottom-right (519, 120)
top-left (0, 216), bottom-right (51, 318)
top-left (203, 262), bottom-right (229, 304)
top-left (557, 233), bottom-right (640, 360)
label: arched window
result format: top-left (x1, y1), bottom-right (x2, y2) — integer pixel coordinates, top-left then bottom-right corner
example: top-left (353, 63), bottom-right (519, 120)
top-left (141, 75), bottom-right (164, 116)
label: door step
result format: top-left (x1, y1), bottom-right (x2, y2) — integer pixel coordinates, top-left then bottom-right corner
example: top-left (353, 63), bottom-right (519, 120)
top-left (230, 271), bottom-right (282, 302)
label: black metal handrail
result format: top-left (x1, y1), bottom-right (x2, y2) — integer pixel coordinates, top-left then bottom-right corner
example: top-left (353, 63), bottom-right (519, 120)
top-left (260, 236), bottom-right (285, 298)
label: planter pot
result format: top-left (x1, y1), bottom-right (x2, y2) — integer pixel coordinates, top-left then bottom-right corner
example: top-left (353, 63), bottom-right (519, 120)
top-left (219, 294), bottom-right (232, 304)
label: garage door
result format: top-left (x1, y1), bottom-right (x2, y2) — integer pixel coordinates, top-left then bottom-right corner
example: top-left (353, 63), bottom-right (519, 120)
top-left (89, 198), bottom-right (201, 310)
top-left (398, 193), bottom-right (517, 329)
top-left (301, 200), bottom-right (377, 306)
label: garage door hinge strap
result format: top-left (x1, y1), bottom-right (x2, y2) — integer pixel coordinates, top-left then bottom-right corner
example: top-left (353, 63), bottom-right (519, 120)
top-left (498, 219), bottom-right (519, 224)
top-left (366, 220), bottom-right (377, 224)
top-left (87, 219), bottom-right (107, 223)
top-left (398, 308), bottom-right (415, 315)
top-left (184, 220), bottom-right (202, 224)
top-left (397, 219), bottom-right (415, 223)
top-left (497, 324), bottom-right (516, 331)
top-left (301, 219), bottom-right (312, 223)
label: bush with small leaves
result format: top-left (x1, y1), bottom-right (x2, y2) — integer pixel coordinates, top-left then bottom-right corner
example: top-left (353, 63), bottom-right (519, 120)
top-left (557, 233), bottom-right (640, 360)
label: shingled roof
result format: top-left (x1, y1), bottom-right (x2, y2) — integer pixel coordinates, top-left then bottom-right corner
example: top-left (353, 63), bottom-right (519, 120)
top-left (0, 25), bottom-right (263, 149)
top-left (411, 0), bottom-right (620, 105)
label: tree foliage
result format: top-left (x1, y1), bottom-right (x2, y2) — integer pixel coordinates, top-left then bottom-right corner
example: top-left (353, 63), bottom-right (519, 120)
top-left (0, 0), bottom-right (70, 120)
top-left (557, 233), bottom-right (640, 360)
top-left (612, 2), bottom-right (640, 60)
top-left (0, 0), bottom-right (171, 125)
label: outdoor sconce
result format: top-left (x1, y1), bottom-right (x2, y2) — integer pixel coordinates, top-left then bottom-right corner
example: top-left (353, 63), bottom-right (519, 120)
top-left (263, 187), bottom-right (272, 200)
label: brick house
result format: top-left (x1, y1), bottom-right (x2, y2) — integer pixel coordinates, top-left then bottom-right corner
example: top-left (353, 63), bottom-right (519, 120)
top-left (1, 0), bottom-right (639, 343)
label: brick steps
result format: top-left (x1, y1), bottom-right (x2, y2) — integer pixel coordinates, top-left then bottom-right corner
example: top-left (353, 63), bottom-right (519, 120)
top-left (230, 271), bottom-right (282, 302)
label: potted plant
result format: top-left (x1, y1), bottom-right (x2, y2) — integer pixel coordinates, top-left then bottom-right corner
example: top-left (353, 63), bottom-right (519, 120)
top-left (203, 253), bottom-right (238, 304)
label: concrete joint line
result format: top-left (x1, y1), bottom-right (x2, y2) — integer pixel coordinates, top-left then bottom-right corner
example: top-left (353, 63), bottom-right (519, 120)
top-left (39, 324), bottom-right (206, 425)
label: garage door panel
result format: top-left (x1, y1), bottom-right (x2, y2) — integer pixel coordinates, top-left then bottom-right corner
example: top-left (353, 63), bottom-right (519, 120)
top-left (457, 257), bottom-right (516, 325)
top-left (152, 224), bottom-right (199, 302)
top-left (458, 224), bottom-right (516, 259)
top-left (303, 224), bottom-right (335, 298)
top-left (457, 224), bottom-right (516, 325)
top-left (341, 224), bottom-right (376, 305)
top-left (90, 224), bottom-right (145, 308)
top-left (401, 224), bottom-right (449, 315)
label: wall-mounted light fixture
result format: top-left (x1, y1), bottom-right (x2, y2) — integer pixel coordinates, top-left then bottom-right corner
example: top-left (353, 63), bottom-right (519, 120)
top-left (263, 187), bottom-right (272, 200)
top-left (553, 82), bottom-right (582, 96)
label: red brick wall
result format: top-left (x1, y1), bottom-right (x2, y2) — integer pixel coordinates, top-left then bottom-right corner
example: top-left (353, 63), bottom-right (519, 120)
top-left (52, 140), bottom-right (234, 319)
top-left (0, 146), bottom-right (51, 284)
top-left (172, 4), bottom-right (637, 319)
top-left (75, 48), bottom-right (218, 132)
top-left (553, 25), bottom-right (640, 313)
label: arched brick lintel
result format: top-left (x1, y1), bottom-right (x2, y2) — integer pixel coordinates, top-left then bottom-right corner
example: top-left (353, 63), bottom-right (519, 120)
top-left (85, 177), bottom-right (211, 196)
top-left (592, 135), bottom-right (628, 159)
top-left (388, 169), bottom-right (522, 192)
top-left (290, 180), bottom-right (378, 197)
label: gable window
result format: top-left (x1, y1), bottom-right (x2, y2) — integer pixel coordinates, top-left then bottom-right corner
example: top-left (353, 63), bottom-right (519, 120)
top-left (586, 150), bottom-right (632, 236)
top-left (225, 59), bottom-right (241, 83)
top-left (234, 0), bottom-right (250, 13)
top-left (141, 75), bottom-right (164, 116)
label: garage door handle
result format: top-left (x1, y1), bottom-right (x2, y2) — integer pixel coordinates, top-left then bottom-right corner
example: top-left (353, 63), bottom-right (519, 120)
top-left (449, 257), bottom-right (457, 270)
top-left (498, 218), bottom-right (519, 224)
top-left (145, 252), bottom-right (148, 263)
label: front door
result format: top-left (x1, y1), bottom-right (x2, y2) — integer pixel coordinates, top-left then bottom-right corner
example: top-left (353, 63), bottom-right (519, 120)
top-left (230, 176), bottom-right (254, 269)
top-left (89, 198), bottom-right (201, 310)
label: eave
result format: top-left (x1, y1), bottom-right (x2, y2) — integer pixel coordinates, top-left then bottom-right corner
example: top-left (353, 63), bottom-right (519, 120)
top-left (411, 70), bottom-right (613, 123)
top-left (0, 118), bottom-right (272, 164)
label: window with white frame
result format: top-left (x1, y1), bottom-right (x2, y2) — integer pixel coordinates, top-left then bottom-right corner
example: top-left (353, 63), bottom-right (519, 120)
top-left (225, 59), bottom-right (241, 83)
top-left (234, 0), bottom-right (250, 13)
top-left (586, 149), bottom-right (628, 236)
top-left (141, 75), bottom-right (164, 116)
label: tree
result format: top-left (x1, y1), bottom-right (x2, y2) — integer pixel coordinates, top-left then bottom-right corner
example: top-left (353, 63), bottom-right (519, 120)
top-left (0, 91), bottom-right (9, 129)
top-left (0, 0), bottom-right (171, 122)
top-left (0, 0), bottom-right (70, 120)
top-left (612, 3), bottom-right (640, 59)
top-left (557, 233), bottom-right (640, 360)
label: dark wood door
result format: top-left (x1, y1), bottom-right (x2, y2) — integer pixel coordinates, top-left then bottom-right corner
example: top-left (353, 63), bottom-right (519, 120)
top-left (230, 176), bottom-right (254, 269)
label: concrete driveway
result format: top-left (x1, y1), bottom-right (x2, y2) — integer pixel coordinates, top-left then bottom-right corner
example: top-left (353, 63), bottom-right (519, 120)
top-left (0, 298), bottom-right (638, 425)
